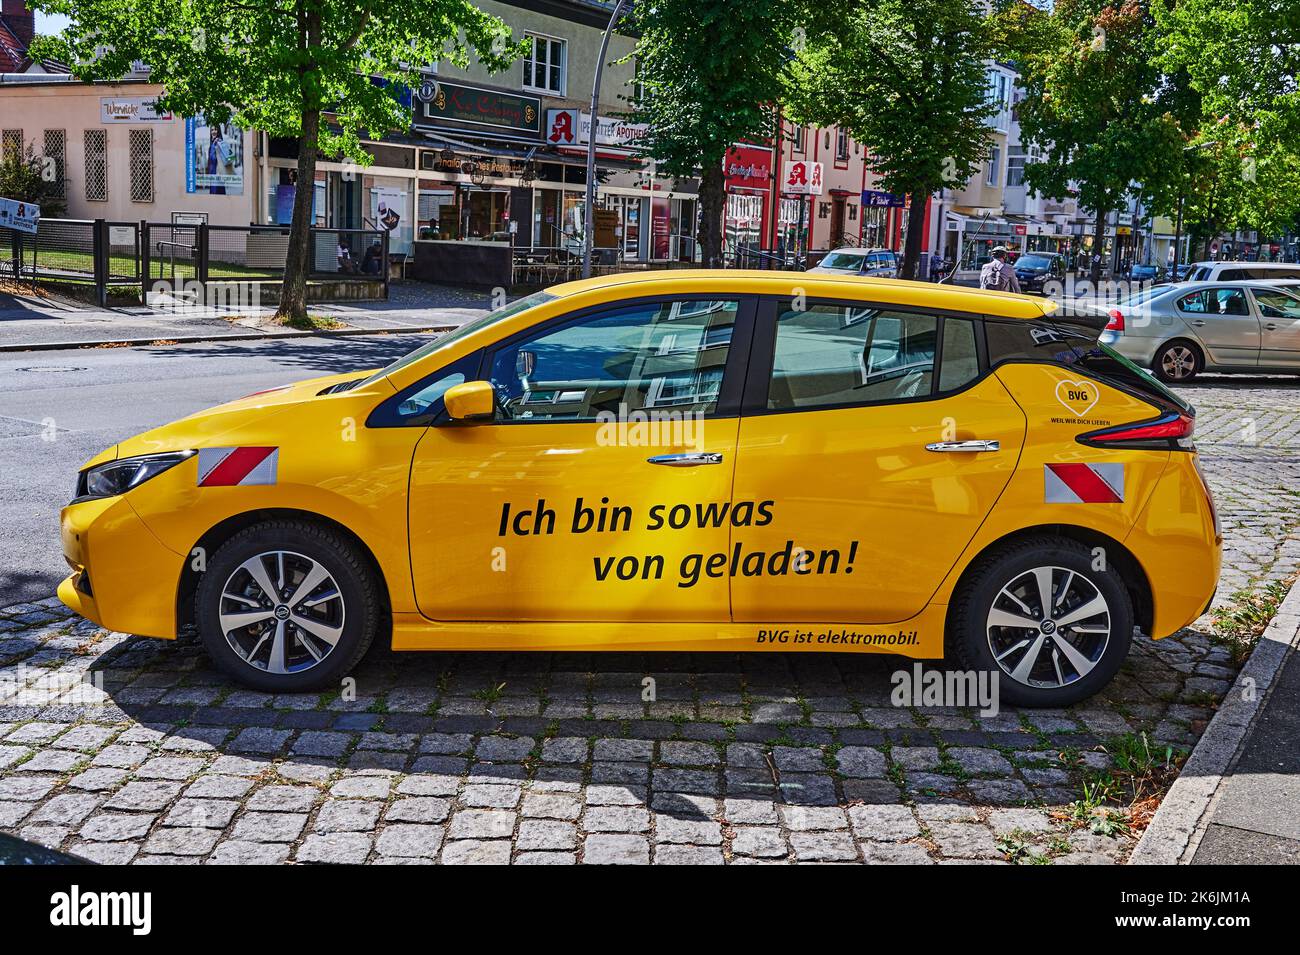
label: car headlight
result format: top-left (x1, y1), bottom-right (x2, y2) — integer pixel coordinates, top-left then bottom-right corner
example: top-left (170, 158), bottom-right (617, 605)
top-left (75, 451), bottom-right (195, 502)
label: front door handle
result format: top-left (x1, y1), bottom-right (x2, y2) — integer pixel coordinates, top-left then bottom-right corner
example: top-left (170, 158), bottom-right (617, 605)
top-left (925, 440), bottom-right (1001, 453)
top-left (1265, 322), bottom-right (1279, 331)
top-left (647, 452), bottom-right (724, 466)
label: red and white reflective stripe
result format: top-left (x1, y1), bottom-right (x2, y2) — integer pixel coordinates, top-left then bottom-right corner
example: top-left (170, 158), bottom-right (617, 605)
top-left (197, 447), bottom-right (279, 487)
top-left (1044, 463), bottom-right (1124, 504)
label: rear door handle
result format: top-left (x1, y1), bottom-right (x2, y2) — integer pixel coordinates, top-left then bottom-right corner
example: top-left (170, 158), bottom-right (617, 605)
top-left (925, 440), bottom-right (1001, 453)
top-left (647, 452), bottom-right (724, 466)
top-left (1189, 319), bottom-right (1207, 327)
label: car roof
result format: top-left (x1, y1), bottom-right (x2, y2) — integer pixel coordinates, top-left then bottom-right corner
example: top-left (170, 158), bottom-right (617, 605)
top-left (545, 269), bottom-right (1058, 321)
top-left (1187, 261), bottom-right (1300, 269)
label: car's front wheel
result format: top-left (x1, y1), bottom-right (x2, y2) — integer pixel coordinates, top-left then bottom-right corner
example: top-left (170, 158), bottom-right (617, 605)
top-left (949, 537), bottom-right (1133, 707)
top-left (195, 520), bottom-right (380, 692)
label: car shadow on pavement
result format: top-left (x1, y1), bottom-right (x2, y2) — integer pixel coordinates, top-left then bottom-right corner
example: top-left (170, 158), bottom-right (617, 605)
top-left (134, 334), bottom-right (433, 376)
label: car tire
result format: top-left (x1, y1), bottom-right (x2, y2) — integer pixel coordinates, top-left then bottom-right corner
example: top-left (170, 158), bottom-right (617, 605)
top-left (195, 520), bottom-right (380, 692)
top-left (949, 536), bottom-right (1133, 708)
top-left (1152, 339), bottom-right (1203, 383)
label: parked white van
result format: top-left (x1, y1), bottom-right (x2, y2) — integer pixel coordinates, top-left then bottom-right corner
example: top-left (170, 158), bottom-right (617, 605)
top-left (1185, 261), bottom-right (1300, 282)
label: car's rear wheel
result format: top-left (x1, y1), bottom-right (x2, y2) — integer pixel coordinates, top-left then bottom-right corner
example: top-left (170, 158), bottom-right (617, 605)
top-left (196, 520), bottom-right (379, 692)
top-left (949, 537), bottom-right (1133, 707)
top-left (1152, 339), bottom-right (1203, 383)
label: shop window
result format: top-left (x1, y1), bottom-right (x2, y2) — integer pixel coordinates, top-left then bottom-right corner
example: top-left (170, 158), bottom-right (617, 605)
top-left (129, 128), bottom-right (154, 202)
top-left (84, 129), bottom-right (108, 202)
top-left (524, 34), bottom-right (566, 95)
top-left (43, 130), bottom-right (66, 198)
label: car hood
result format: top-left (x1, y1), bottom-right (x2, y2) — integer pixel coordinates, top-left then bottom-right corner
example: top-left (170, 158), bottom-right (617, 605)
top-left (80, 369), bottom-right (393, 470)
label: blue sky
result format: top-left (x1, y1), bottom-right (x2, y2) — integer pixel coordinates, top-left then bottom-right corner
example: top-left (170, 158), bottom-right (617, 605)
top-left (35, 12), bottom-right (70, 34)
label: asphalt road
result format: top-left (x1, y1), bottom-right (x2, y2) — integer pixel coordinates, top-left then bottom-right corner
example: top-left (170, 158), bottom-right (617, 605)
top-left (0, 334), bottom-right (428, 605)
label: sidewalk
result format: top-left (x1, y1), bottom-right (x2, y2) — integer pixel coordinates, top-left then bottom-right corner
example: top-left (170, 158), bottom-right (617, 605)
top-left (1131, 575), bottom-right (1300, 864)
top-left (0, 281), bottom-right (499, 350)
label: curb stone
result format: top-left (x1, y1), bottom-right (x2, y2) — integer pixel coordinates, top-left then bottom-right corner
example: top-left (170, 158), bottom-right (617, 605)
top-left (0, 324), bottom-right (454, 353)
top-left (1129, 574), bottom-right (1300, 865)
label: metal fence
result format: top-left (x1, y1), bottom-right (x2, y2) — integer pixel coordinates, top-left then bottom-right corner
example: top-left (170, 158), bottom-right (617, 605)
top-left (1, 218), bottom-right (387, 305)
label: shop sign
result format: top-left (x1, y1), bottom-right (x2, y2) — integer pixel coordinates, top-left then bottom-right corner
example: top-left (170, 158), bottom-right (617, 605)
top-left (724, 145), bottom-right (772, 191)
top-left (784, 160), bottom-right (823, 196)
top-left (0, 196), bottom-right (39, 235)
top-left (100, 97), bottom-right (173, 123)
top-left (545, 109), bottom-right (646, 151)
top-left (862, 189), bottom-right (904, 208)
top-left (420, 81), bottom-right (541, 135)
top-left (1014, 224), bottom-right (1027, 235)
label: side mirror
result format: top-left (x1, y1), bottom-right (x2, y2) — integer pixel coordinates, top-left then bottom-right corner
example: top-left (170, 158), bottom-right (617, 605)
top-left (443, 380), bottom-right (495, 422)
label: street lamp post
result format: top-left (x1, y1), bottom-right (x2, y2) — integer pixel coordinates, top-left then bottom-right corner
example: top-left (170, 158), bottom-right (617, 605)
top-left (582, 0), bottom-right (629, 280)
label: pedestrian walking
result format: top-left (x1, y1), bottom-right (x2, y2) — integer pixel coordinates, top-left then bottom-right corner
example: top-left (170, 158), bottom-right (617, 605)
top-left (979, 246), bottom-right (1021, 293)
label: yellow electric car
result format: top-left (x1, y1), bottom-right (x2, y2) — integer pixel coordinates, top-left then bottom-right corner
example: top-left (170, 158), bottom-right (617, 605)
top-left (58, 271), bottom-right (1220, 706)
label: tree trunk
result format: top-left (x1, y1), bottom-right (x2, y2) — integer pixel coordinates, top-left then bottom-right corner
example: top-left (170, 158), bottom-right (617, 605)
top-left (697, 160), bottom-right (725, 269)
top-left (275, 107), bottom-right (319, 323)
top-left (1090, 205), bottom-right (1107, 285)
top-left (900, 194), bottom-right (927, 280)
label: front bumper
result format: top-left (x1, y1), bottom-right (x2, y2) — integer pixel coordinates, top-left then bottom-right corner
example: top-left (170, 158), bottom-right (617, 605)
top-left (58, 496), bottom-right (185, 638)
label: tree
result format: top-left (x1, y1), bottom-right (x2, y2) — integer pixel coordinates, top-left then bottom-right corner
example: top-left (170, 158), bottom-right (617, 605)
top-left (626, 0), bottom-right (804, 267)
top-left (0, 143), bottom-right (67, 217)
top-left (32, 0), bottom-right (518, 321)
top-left (1154, 0), bottom-right (1300, 147)
top-left (1005, 0), bottom-right (1184, 282)
top-left (1153, 0), bottom-right (1300, 255)
top-left (788, 0), bottom-right (996, 280)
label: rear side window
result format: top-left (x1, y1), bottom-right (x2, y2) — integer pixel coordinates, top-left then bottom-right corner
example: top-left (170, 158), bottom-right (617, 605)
top-left (986, 319), bottom-right (1188, 412)
top-left (1177, 288), bottom-right (1249, 315)
top-left (765, 303), bottom-right (980, 411)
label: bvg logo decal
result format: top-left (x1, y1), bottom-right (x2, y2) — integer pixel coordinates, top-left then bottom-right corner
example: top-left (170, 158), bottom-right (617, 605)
top-left (1055, 379), bottom-right (1098, 418)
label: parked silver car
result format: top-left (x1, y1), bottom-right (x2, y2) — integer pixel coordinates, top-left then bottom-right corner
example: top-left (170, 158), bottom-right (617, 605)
top-left (1100, 279), bottom-right (1300, 382)
top-left (1184, 260), bottom-right (1300, 282)
top-left (808, 247), bottom-right (899, 278)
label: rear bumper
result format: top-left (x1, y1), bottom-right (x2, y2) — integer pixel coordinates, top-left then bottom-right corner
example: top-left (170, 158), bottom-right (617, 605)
top-left (1099, 330), bottom-right (1159, 367)
top-left (1126, 452), bottom-right (1221, 638)
top-left (58, 496), bottom-right (184, 638)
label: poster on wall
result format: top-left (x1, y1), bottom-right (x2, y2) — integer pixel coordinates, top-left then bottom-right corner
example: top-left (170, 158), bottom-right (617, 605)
top-left (372, 187), bottom-right (405, 232)
top-left (185, 113), bottom-right (244, 195)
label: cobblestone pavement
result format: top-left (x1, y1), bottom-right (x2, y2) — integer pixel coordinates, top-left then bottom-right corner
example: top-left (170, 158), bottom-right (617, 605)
top-left (1, 377), bottom-right (1297, 865)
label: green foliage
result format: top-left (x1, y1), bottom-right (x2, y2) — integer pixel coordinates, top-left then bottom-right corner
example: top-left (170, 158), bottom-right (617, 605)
top-left (626, 0), bottom-right (801, 181)
top-left (1007, 0), bottom-right (1185, 226)
top-left (31, 0), bottom-right (520, 165)
top-left (0, 144), bottom-right (66, 216)
top-left (1211, 578), bottom-right (1292, 665)
top-left (789, 0), bottom-right (996, 200)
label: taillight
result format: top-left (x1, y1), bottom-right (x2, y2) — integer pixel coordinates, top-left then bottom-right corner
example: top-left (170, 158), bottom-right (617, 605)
top-left (1106, 309), bottom-right (1125, 331)
top-left (1078, 411), bottom-right (1195, 450)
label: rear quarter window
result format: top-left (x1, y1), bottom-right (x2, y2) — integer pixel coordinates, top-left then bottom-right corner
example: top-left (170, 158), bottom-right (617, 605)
top-left (985, 319), bottom-right (1188, 413)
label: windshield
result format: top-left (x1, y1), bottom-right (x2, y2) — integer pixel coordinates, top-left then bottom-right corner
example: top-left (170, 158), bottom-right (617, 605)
top-left (1016, 255), bottom-right (1051, 270)
top-left (820, 252), bottom-right (866, 270)
top-left (358, 290), bottom-right (557, 386)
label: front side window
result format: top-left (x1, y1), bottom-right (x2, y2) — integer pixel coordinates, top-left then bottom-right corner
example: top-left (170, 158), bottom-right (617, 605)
top-left (524, 34), bottom-right (566, 94)
top-left (1251, 287), bottom-right (1300, 319)
top-left (489, 299), bottom-right (738, 421)
top-left (767, 303), bottom-right (945, 410)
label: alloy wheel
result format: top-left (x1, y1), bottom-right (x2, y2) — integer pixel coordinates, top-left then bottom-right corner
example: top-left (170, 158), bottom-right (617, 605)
top-left (985, 565), bottom-right (1111, 690)
top-left (1160, 345), bottom-right (1197, 380)
top-left (217, 550), bottom-right (345, 674)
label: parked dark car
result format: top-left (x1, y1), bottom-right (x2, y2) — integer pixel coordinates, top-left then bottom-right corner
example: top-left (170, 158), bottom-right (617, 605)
top-left (1127, 263), bottom-right (1162, 282)
top-left (1013, 253), bottom-right (1066, 293)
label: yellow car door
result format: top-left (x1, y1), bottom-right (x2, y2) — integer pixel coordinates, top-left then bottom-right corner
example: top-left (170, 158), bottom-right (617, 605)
top-left (407, 296), bottom-right (754, 622)
top-left (730, 297), bottom-right (1027, 623)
